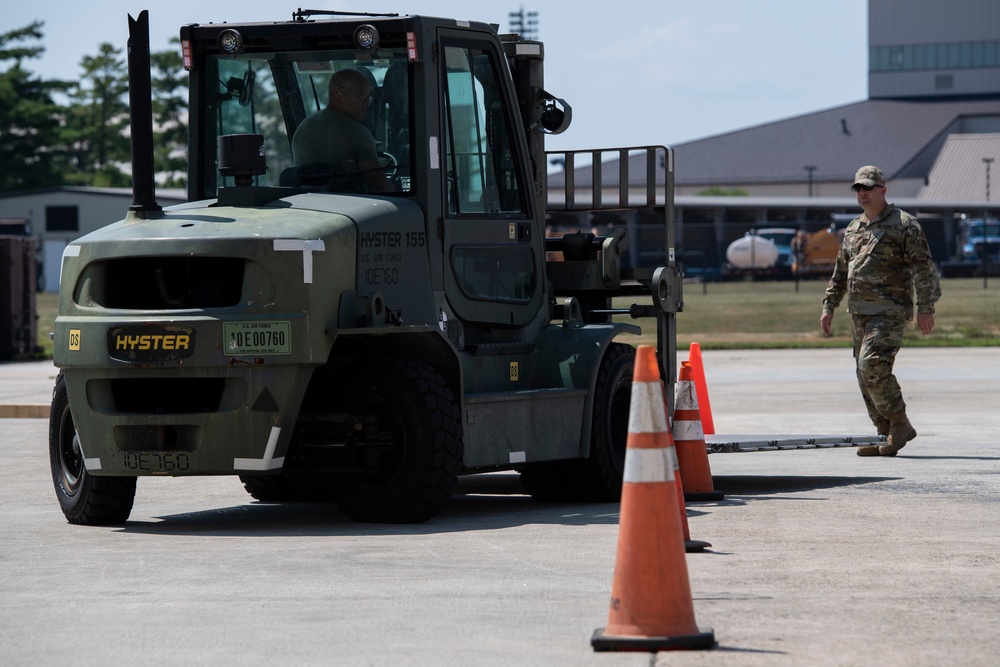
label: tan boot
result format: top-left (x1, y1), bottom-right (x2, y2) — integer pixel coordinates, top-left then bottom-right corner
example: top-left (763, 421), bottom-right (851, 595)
top-left (858, 419), bottom-right (891, 457)
top-left (880, 413), bottom-right (916, 456)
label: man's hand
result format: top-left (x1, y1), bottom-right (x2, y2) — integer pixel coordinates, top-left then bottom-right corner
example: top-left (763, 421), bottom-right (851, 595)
top-left (917, 312), bottom-right (935, 335)
top-left (820, 312), bottom-right (833, 337)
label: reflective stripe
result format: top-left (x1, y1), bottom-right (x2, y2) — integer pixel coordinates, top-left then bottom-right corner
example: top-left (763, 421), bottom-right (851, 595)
top-left (74, 429), bottom-right (102, 470)
top-left (675, 380), bottom-right (699, 410)
top-left (627, 382), bottom-right (668, 434)
top-left (622, 447), bottom-right (677, 483)
top-left (273, 239), bottom-right (325, 284)
top-left (674, 419), bottom-right (704, 441)
top-left (234, 426), bottom-right (285, 471)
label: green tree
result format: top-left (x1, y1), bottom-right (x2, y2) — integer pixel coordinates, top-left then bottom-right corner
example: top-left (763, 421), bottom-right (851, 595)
top-left (63, 42), bottom-right (131, 187)
top-left (0, 22), bottom-right (70, 190)
top-left (697, 187), bottom-right (750, 197)
top-left (151, 40), bottom-right (188, 189)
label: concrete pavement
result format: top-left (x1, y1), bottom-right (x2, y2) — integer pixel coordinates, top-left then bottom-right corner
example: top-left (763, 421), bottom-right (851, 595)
top-left (0, 359), bottom-right (56, 417)
top-left (1, 348), bottom-right (998, 666)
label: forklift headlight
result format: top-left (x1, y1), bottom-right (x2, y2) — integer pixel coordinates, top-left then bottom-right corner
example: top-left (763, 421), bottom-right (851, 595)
top-left (217, 29), bottom-right (245, 56)
top-left (354, 24), bottom-right (380, 50)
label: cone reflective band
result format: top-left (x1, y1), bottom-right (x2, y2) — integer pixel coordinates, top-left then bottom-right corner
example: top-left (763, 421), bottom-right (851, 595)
top-left (673, 361), bottom-right (724, 502)
top-left (593, 346), bottom-right (714, 652)
top-left (622, 379), bottom-right (674, 483)
top-left (623, 447), bottom-right (676, 483)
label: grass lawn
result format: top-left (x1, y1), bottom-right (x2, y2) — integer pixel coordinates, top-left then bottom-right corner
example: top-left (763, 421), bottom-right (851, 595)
top-left (32, 277), bottom-right (1000, 358)
top-left (625, 276), bottom-right (1000, 350)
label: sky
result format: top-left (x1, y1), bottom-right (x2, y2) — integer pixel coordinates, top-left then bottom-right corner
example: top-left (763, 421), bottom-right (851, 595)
top-left (5, 0), bottom-right (869, 152)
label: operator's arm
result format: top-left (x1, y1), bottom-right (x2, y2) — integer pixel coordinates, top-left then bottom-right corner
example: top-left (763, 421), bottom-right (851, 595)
top-left (359, 159), bottom-right (392, 192)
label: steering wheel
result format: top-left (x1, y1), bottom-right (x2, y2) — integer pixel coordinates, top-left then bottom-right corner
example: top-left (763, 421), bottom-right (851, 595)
top-left (379, 151), bottom-right (398, 180)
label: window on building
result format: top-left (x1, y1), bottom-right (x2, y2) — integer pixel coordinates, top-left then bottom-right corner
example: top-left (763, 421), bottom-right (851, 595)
top-left (46, 206), bottom-right (79, 232)
top-left (870, 40), bottom-right (1000, 72)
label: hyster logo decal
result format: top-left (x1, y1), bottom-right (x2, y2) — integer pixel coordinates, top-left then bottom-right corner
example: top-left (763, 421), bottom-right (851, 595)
top-left (115, 334), bottom-right (190, 351)
top-left (108, 325), bottom-right (196, 362)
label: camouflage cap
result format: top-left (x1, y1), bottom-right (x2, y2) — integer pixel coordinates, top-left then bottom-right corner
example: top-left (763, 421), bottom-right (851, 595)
top-left (853, 165), bottom-right (886, 188)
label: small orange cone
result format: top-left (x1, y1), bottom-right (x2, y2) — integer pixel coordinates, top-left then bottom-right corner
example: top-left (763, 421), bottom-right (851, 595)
top-left (666, 412), bottom-right (711, 553)
top-left (687, 342), bottom-right (715, 435)
top-left (592, 346), bottom-right (715, 652)
top-left (673, 361), bottom-right (724, 502)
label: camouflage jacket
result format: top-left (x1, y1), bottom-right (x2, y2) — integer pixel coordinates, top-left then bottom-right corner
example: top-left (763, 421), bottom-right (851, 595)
top-left (823, 204), bottom-right (941, 318)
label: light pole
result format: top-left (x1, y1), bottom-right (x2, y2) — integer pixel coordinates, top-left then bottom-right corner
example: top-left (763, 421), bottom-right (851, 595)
top-left (508, 6), bottom-right (539, 40)
top-left (804, 165), bottom-right (817, 197)
top-left (983, 157), bottom-right (994, 289)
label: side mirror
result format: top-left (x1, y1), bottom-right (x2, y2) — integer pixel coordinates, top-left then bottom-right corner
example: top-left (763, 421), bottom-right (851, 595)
top-left (533, 88), bottom-right (572, 135)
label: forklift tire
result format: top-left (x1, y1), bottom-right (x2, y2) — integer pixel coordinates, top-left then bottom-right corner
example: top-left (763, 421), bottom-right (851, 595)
top-left (49, 373), bottom-right (136, 525)
top-left (575, 342), bottom-right (634, 501)
top-left (239, 472), bottom-right (333, 503)
top-left (333, 357), bottom-right (462, 523)
top-left (239, 473), bottom-right (296, 502)
top-left (520, 343), bottom-right (634, 502)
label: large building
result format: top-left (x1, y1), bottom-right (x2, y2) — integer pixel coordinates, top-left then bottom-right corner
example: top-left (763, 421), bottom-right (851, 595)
top-left (0, 187), bottom-right (185, 292)
top-left (673, 0), bottom-right (1000, 199)
top-left (550, 0), bottom-right (1000, 272)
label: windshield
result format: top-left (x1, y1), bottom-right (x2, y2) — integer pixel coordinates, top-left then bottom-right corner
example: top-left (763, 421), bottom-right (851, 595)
top-left (757, 231), bottom-right (796, 246)
top-left (967, 222), bottom-right (1000, 237)
top-left (202, 48), bottom-right (412, 197)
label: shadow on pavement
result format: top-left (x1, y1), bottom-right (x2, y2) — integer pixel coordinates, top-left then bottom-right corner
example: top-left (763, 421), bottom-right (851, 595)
top-left (896, 455), bottom-right (1000, 461)
top-left (118, 472), bottom-right (623, 537)
top-left (710, 474), bottom-right (900, 496)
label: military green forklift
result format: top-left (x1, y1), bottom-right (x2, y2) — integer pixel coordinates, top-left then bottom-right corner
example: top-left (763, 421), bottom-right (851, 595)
top-left (49, 9), bottom-right (681, 524)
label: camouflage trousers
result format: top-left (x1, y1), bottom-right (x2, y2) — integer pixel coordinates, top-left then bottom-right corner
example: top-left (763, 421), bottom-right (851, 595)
top-left (852, 313), bottom-right (908, 426)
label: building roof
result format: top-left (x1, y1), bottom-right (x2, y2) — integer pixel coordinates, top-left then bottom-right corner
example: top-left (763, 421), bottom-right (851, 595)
top-left (672, 97), bottom-right (1000, 187)
top-left (0, 185), bottom-right (187, 202)
top-left (917, 133), bottom-right (1000, 200)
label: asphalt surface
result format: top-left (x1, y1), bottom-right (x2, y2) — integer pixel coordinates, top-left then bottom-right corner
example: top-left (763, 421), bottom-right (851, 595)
top-left (1, 348), bottom-right (998, 666)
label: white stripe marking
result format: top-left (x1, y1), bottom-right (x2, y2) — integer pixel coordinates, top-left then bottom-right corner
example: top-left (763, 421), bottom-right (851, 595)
top-left (675, 380), bottom-right (699, 410)
top-left (234, 427), bottom-right (285, 471)
top-left (60, 244), bottom-right (81, 285)
top-left (74, 429), bottom-right (102, 470)
top-left (623, 447), bottom-right (677, 483)
top-left (674, 419), bottom-right (705, 440)
top-left (627, 382), bottom-right (668, 434)
top-left (273, 239), bottom-right (325, 284)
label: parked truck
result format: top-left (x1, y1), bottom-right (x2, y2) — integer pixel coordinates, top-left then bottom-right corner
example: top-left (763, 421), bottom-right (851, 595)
top-left (940, 217), bottom-right (1000, 277)
top-left (49, 10), bottom-right (681, 524)
top-left (722, 227), bottom-right (793, 280)
top-left (790, 224), bottom-right (842, 278)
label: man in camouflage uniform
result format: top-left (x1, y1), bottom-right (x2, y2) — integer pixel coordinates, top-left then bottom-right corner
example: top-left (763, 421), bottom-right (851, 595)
top-left (820, 166), bottom-right (941, 457)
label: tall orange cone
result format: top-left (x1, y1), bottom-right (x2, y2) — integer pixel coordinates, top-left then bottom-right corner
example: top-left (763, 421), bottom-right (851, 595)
top-left (687, 342), bottom-right (715, 435)
top-left (592, 346), bottom-right (715, 652)
top-left (673, 361), bottom-right (724, 502)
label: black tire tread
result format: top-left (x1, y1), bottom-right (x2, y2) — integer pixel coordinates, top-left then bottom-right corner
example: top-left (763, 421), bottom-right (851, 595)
top-left (336, 356), bottom-right (462, 523)
top-left (49, 372), bottom-right (136, 526)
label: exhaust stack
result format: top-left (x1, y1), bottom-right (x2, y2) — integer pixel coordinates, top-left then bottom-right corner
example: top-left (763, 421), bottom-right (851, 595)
top-left (127, 10), bottom-right (161, 216)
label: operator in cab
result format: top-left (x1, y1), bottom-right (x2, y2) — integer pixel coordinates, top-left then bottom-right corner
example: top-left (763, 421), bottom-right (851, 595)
top-left (291, 68), bottom-right (392, 193)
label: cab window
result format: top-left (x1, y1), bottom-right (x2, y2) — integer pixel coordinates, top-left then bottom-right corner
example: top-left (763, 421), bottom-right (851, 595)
top-left (441, 43), bottom-right (526, 216)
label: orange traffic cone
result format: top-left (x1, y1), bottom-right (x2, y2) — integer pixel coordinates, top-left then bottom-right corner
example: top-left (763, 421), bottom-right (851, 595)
top-left (687, 342), bottom-right (715, 435)
top-left (592, 346), bottom-right (715, 652)
top-left (673, 361), bottom-right (724, 502)
top-left (666, 416), bottom-right (711, 553)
